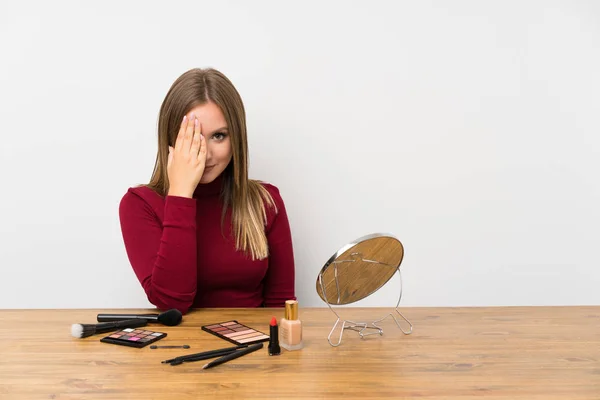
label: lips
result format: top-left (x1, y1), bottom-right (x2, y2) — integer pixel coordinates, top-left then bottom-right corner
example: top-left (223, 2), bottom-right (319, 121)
top-left (205, 165), bottom-right (216, 171)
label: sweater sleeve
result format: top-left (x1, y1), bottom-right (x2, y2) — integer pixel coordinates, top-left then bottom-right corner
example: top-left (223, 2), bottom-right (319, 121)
top-left (262, 184), bottom-right (296, 307)
top-left (119, 189), bottom-right (198, 314)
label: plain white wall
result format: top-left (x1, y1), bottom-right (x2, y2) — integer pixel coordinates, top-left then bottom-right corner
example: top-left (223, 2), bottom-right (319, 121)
top-left (1, 0), bottom-right (599, 309)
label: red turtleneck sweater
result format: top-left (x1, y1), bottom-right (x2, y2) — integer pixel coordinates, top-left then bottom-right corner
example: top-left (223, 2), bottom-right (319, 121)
top-left (118, 174), bottom-right (296, 314)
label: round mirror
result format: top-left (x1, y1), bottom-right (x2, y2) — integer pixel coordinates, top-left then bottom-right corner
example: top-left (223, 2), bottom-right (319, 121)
top-left (316, 233), bottom-right (404, 305)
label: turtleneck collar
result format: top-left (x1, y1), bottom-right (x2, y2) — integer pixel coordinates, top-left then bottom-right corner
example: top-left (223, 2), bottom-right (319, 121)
top-left (193, 173), bottom-right (225, 198)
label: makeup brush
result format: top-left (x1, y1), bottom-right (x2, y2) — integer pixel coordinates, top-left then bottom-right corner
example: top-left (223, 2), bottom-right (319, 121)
top-left (71, 319), bottom-right (148, 338)
top-left (202, 343), bottom-right (264, 370)
top-left (96, 309), bottom-right (183, 326)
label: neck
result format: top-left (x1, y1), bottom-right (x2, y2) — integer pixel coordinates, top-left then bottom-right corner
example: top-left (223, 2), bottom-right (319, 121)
top-left (194, 173), bottom-right (224, 198)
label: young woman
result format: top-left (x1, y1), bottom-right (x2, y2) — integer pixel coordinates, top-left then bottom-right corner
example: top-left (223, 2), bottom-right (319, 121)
top-left (119, 68), bottom-right (296, 314)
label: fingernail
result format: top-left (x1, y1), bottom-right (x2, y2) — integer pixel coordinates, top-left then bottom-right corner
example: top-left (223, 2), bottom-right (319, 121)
top-left (183, 115), bottom-right (187, 122)
top-left (195, 118), bottom-right (199, 126)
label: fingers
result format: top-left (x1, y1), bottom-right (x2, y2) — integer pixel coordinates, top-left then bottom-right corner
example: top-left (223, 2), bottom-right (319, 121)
top-left (174, 115), bottom-right (187, 152)
top-left (182, 114), bottom-right (195, 151)
top-left (190, 117), bottom-right (201, 155)
top-left (197, 125), bottom-right (207, 163)
top-left (167, 146), bottom-right (174, 167)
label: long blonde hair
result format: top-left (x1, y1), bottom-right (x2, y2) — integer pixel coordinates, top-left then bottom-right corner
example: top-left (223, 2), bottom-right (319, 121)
top-left (146, 68), bottom-right (276, 260)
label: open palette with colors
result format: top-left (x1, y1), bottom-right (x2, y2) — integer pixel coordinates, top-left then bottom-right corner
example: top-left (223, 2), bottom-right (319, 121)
top-left (201, 320), bottom-right (270, 345)
top-left (100, 328), bottom-right (167, 348)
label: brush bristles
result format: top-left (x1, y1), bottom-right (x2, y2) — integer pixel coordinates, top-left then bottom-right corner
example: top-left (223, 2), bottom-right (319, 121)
top-left (71, 323), bottom-right (98, 338)
top-left (157, 309), bottom-right (183, 326)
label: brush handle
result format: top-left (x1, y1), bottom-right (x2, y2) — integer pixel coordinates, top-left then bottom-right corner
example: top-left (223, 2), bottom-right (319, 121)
top-left (202, 343), bottom-right (263, 369)
top-left (95, 319), bottom-right (148, 333)
top-left (73, 319), bottom-right (149, 338)
top-left (97, 314), bottom-right (159, 322)
top-left (78, 319), bottom-right (148, 338)
top-left (162, 344), bottom-right (248, 364)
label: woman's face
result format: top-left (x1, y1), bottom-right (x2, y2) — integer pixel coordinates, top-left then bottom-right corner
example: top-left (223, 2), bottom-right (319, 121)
top-left (186, 101), bottom-right (233, 184)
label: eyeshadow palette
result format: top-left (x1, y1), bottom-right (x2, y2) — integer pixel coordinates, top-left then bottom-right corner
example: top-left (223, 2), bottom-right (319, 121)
top-left (100, 328), bottom-right (167, 348)
top-left (201, 320), bottom-right (270, 346)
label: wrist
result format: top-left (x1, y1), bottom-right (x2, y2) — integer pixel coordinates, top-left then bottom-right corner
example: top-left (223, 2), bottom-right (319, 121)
top-left (167, 187), bottom-right (194, 198)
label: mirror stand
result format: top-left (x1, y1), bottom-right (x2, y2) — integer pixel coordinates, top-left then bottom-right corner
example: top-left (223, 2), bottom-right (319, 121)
top-left (318, 254), bottom-right (413, 347)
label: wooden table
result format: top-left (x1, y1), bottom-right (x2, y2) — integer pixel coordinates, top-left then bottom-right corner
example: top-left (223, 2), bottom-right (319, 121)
top-left (1, 307), bottom-right (599, 399)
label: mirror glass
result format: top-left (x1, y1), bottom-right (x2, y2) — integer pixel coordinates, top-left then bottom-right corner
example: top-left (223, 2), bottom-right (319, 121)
top-left (316, 233), bottom-right (404, 305)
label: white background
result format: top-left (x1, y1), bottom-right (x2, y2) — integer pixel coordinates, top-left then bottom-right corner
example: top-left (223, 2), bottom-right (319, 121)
top-left (1, 0), bottom-right (599, 309)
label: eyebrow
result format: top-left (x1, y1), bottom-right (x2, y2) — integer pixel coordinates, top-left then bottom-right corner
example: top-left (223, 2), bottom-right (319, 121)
top-left (205, 126), bottom-right (228, 135)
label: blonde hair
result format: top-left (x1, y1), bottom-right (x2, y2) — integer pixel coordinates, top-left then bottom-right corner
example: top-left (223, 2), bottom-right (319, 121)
top-left (146, 68), bottom-right (276, 260)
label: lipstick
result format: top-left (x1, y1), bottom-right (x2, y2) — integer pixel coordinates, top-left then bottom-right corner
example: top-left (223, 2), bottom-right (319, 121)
top-left (268, 316), bottom-right (281, 356)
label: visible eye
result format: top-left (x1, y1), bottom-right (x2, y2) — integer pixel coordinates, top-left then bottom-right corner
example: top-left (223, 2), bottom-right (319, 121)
top-left (212, 132), bottom-right (228, 141)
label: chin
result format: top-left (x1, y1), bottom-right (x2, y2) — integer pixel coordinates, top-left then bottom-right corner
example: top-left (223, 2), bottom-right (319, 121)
top-left (199, 176), bottom-right (215, 184)
top-left (199, 169), bottom-right (219, 184)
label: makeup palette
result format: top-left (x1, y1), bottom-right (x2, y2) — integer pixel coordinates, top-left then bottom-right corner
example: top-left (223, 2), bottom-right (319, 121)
top-left (100, 328), bottom-right (167, 348)
top-left (201, 320), bottom-right (270, 346)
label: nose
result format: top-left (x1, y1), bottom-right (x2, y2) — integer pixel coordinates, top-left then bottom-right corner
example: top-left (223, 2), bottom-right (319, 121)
top-left (203, 136), bottom-right (213, 161)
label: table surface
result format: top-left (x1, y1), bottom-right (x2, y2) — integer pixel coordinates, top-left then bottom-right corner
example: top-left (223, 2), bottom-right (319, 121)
top-left (1, 306), bottom-right (599, 399)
